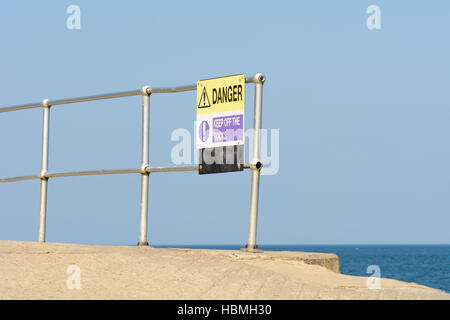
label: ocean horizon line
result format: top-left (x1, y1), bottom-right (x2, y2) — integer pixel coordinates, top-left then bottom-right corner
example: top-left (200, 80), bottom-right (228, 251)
top-left (151, 243), bottom-right (450, 247)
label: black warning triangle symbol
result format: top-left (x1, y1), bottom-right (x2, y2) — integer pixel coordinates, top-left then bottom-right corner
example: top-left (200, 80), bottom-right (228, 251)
top-left (198, 87), bottom-right (211, 108)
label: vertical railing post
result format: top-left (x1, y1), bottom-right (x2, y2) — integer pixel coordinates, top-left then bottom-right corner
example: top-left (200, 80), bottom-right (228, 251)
top-left (38, 99), bottom-right (50, 243)
top-left (138, 86), bottom-right (151, 246)
top-left (245, 73), bottom-right (265, 251)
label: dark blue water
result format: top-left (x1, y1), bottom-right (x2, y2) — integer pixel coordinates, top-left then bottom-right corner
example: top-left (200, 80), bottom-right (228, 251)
top-left (154, 244), bottom-right (450, 293)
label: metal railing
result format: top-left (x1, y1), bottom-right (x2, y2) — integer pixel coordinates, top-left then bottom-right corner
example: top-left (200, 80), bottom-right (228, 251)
top-left (0, 73), bottom-right (266, 250)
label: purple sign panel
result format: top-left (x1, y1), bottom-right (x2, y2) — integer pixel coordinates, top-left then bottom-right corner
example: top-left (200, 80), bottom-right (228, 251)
top-left (212, 114), bottom-right (244, 143)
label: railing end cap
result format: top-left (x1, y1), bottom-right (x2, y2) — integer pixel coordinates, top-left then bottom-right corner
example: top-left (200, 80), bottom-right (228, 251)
top-left (253, 73), bottom-right (266, 84)
top-left (141, 86), bottom-right (152, 95)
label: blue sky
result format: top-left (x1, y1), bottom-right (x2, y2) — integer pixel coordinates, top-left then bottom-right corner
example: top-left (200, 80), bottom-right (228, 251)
top-left (0, 0), bottom-right (449, 245)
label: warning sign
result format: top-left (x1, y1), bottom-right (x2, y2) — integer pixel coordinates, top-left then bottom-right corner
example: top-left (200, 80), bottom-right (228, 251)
top-left (198, 87), bottom-right (211, 108)
top-left (196, 74), bottom-right (245, 149)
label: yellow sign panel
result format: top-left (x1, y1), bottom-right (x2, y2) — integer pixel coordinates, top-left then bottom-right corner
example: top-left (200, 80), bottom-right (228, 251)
top-left (197, 74), bottom-right (245, 115)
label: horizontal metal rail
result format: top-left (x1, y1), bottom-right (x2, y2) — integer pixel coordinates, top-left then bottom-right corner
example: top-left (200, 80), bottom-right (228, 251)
top-left (146, 165), bottom-right (198, 173)
top-left (0, 175), bottom-right (41, 183)
top-left (0, 164), bottom-right (255, 183)
top-left (46, 168), bottom-right (141, 178)
top-left (0, 90), bottom-right (141, 113)
top-left (0, 73), bottom-right (266, 250)
top-left (0, 76), bottom-right (261, 114)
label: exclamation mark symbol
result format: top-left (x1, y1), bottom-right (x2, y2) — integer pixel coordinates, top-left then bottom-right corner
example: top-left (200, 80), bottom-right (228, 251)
top-left (202, 90), bottom-right (206, 107)
top-left (202, 121), bottom-right (206, 138)
top-left (199, 120), bottom-right (209, 142)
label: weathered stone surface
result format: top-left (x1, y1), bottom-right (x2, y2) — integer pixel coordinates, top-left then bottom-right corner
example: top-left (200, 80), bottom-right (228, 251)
top-left (0, 241), bottom-right (448, 300)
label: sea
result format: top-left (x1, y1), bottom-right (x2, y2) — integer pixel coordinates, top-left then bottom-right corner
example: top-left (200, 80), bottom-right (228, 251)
top-left (154, 244), bottom-right (450, 293)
